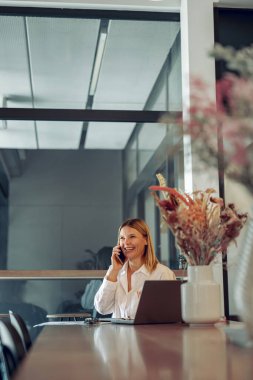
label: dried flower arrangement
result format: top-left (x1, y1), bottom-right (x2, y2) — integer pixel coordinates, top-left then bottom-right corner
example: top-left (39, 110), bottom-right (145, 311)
top-left (150, 174), bottom-right (247, 266)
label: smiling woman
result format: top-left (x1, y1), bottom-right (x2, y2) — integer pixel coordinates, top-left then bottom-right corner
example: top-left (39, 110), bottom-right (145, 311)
top-left (94, 218), bottom-right (175, 319)
top-left (117, 218), bottom-right (158, 273)
top-left (119, 226), bottom-right (147, 264)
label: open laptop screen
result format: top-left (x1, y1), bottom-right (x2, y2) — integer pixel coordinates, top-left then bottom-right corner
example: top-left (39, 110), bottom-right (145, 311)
top-left (110, 280), bottom-right (182, 325)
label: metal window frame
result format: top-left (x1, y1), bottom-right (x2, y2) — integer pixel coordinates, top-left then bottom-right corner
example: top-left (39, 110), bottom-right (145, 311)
top-left (0, 108), bottom-right (179, 123)
top-left (0, 6), bottom-right (180, 21)
top-left (0, 6), bottom-right (182, 281)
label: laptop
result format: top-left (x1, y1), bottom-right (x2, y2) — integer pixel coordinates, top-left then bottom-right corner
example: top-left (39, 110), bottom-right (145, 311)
top-left (103, 280), bottom-right (182, 325)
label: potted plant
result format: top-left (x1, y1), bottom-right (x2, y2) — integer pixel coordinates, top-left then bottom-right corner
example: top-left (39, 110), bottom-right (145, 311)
top-left (150, 173), bottom-right (247, 323)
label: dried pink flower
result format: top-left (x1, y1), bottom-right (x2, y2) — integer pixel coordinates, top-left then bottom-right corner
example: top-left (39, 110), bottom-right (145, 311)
top-left (150, 175), bottom-right (247, 265)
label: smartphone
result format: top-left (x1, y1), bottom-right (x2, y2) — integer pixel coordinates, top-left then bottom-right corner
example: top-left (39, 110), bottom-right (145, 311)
top-left (118, 249), bottom-right (125, 265)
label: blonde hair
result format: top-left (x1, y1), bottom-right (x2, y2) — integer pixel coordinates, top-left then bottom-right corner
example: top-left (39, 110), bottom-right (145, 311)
top-left (118, 218), bottom-right (158, 273)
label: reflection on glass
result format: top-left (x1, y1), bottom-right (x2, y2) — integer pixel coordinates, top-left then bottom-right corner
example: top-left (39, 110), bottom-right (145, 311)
top-left (183, 326), bottom-right (227, 379)
top-left (92, 20), bottom-right (180, 111)
top-left (85, 122), bottom-right (135, 150)
top-left (0, 15), bottom-right (180, 111)
top-left (167, 47), bottom-right (182, 112)
top-left (144, 188), bottom-right (156, 243)
top-left (138, 123), bottom-right (167, 172)
top-left (126, 138), bottom-right (137, 188)
top-left (160, 228), bottom-right (170, 266)
top-left (94, 324), bottom-right (147, 379)
top-left (0, 279), bottom-right (47, 342)
top-left (80, 247), bottom-right (111, 315)
top-left (0, 278), bottom-right (103, 340)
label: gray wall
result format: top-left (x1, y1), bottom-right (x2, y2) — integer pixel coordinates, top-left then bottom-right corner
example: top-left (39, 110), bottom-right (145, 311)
top-left (8, 149), bottom-right (122, 269)
top-left (4, 149), bottom-right (123, 312)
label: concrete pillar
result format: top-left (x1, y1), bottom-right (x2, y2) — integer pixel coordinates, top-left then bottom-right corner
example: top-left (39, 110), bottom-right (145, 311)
top-left (180, 0), bottom-right (224, 317)
top-left (180, 0), bottom-right (219, 193)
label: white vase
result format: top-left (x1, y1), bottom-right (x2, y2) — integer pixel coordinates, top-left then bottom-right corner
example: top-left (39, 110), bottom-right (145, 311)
top-left (181, 265), bottom-right (221, 324)
top-left (234, 217), bottom-right (253, 340)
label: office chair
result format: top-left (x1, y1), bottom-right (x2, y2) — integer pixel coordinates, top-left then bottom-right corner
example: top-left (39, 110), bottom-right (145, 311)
top-left (0, 320), bottom-right (26, 379)
top-left (9, 311), bottom-right (32, 352)
top-left (0, 334), bottom-right (9, 380)
top-left (0, 302), bottom-right (47, 342)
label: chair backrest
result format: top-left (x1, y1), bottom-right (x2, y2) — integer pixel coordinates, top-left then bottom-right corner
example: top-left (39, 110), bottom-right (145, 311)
top-left (0, 320), bottom-right (26, 378)
top-left (0, 333), bottom-right (10, 380)
top-left (9, 311), bottom-right (32, 352)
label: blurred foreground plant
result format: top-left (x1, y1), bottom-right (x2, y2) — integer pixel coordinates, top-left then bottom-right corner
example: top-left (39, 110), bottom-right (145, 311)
top-left (175, 44), bottom-right (253, 194)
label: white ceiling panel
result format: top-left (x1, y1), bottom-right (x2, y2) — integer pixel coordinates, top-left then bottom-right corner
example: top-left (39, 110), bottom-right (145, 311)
top-left (0, 13), bottom-right (181, 150)
top-left (27, 17), bottom-right (100, 108)
top-left (0, 121), bottom-right (37, 149)
top-left (138, 123), bottom-right (166, 150)
top-left (85, 122), bottom-right (135, 149)
top-left (93, 20), bottom-right (180, 110)
top-left (0, 16), bottom-right (32, 107)
top-left (37, 121), bottom-right (83, 149)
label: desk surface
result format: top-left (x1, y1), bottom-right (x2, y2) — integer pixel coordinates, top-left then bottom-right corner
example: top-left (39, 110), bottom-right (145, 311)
top-left (13, 323), bottom-right (253, 380)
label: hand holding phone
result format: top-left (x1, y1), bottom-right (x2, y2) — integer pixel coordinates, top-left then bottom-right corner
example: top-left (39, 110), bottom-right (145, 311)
top-left (117, 248), bottom-right (125, 265)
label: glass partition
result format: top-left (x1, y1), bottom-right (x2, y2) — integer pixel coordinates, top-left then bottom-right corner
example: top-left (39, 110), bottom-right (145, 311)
top-left (0, 7), bottom-right (184, 328)
top-left (138, 123), bottom-right (167, 172)
top-left (125, 135), bottom-right (138, 189)
top-left (0, 278), bottom-right (103, 341)
top-left (2, 149), bottom-right (122, 270)
top-left (0, 13), bottom-right (180, 113)
top-left (123, 28), bottom-right (183, 257)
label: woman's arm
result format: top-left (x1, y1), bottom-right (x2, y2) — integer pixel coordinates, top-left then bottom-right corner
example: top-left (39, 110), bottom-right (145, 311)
top-left (94, 276), bottom-right (118, 315)
top-left (94, 246), bottom-right (123, 315)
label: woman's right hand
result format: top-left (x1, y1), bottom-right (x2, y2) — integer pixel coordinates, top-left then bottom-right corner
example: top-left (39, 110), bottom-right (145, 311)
top-left (111, 245), bottom-right (124, 270)
top-left (106, 246), bottom-right (123, 282)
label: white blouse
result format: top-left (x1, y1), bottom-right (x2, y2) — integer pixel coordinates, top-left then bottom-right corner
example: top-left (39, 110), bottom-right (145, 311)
top-left (94, 262), bottom-right (176, 319)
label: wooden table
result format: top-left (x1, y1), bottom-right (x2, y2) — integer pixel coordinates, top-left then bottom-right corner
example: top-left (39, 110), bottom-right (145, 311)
top-left (13, 322), bottom-right (253, 380)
